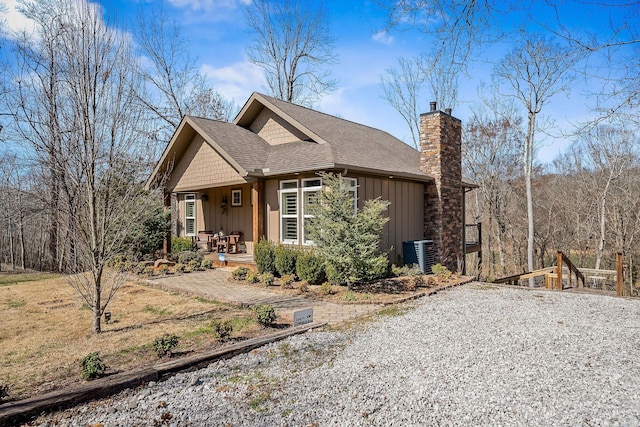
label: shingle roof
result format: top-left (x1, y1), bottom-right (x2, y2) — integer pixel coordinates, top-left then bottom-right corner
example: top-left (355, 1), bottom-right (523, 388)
top-left (188, 116), bottom-right (270, 174)
top-left (185, 92), bottom-right (430, 180)
top-left (258, 94), bottom-right (426, 178)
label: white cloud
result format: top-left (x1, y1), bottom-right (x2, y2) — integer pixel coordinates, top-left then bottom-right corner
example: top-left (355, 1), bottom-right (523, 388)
top-left (167, 0), bottom-right (250, 11)
top-left (200, 60), bottom-right (265, 105)
top-left (0, 0), bottom-right (36, 34)
top-left (372, 30), bottom-right (394, 45)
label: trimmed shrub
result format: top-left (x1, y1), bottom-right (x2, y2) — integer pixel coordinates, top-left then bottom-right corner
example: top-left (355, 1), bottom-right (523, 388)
top-left (246, 270), bottom-right (260, 283)
top-left (254, 239), bottom-right (276, 274)
top-left (81, 352), bottom-right (106, 380)
top-left (431, 263), bottom-right (452, 280)
top-left (186, 260), bottom-right (200, 272)
top-left (260, 272), bottom-right (275, 287)
top-left (171, 237), bottom-right (193, 253)
top-left (211, 320), bottom-right (233, 341)
top-left (296, 250), bottom-right (326, 286)
top-left (232, 266), bottom-right (250, 280)
top-left (201, 259), bottom-right (213, 270)
top-left (0, 383), bottom-right (8, 403)
top-left (153, 334), bottom-right (180, 358)
top-left (280, 274), bottom-right (296, 288)
top-left (274, 245), bottom-right (297, 277)
top-left (297, 281), bottom-right (309, 294)
top-left (320, 282), bottom-right (333, 295)
top-left (253, 304), bottom-right (276, 326)
top-left (177, 251), bottom-right (204, 265)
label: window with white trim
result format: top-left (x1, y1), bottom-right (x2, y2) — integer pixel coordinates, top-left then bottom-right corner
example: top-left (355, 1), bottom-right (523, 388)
top-left (280, 180), bottom-right (299, 243)
top-left (279, 177), bottom-right (357, 246)
top-left (185, 194), bottom-right (196, 236)
top-left (342, 178), bottom-right (358, 213)
top-left (302, 178), bottom-right (322, 244)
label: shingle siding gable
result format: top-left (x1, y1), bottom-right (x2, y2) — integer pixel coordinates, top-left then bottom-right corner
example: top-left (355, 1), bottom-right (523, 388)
top-left (249, 108), bottom-right (310, 145)
top-left (167, 135), bottom-right (243, 191)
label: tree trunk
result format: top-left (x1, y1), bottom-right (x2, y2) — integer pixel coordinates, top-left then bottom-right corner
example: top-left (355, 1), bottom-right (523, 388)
top-left (8, 214), bottom-right (14, 270)
top-left (526, 111), bottom-right (536, 286)
top-left (595, 173), bottom-right (613, 270)
top-left (17, 189), bottom-right (26, 270)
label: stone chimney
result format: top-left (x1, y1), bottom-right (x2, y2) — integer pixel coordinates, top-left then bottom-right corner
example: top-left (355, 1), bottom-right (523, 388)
top-left (420, 102), bottom-right (463, 272)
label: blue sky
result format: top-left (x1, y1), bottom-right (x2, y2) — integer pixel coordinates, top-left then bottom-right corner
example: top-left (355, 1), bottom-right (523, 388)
top-left (1, 0), bottom-right (635, 164)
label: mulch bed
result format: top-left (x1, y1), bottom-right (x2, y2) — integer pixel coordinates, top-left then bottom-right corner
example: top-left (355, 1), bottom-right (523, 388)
top-left (231, 274), bottom-right (475, 304)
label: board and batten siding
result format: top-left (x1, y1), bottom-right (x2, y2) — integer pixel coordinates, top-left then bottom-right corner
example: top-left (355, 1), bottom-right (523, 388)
top-left (264, 174), bottom-right (424, 263)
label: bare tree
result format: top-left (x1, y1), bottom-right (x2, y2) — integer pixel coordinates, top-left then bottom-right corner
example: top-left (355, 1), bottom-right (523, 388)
top-left (493, 34), bottom-right (580, 280)
top-left (380, 54), bottom-right (460, 148)
top-left (382, 0), bottom-right (507, 72)
top-left (3, 0), bottom-right (70, 272)
top-left (575, 126), bottom-right (637, 269)
top-left (134, 4), bottom-right (234, 148)
top-left (463, 98), bottom-right (523, 278)
top-left (531, 2), bottom-right (640, 126)
top-left (417, 54), bottom-right (459, 112)
top-left (7, 0), bottom-right (162, 333)
top-left (245, 0), bottom-right (337, 106)
top-left (380, 57), bottom-right (424, 148)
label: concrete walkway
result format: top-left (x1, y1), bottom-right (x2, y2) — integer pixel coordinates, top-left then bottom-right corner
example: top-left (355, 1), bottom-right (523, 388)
top-left (146, 269), bottom-right (382, 325)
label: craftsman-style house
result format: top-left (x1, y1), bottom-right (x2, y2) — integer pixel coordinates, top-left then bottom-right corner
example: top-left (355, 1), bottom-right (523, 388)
top-left (147, 92), bottom-right (476, 271)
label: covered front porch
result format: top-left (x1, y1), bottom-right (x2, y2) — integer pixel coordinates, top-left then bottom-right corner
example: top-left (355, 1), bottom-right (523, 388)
top-left (166, 180), bottom-right (264, 255)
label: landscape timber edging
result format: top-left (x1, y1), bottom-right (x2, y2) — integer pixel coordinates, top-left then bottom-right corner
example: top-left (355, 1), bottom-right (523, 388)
top-left (0, 321), bottom-right (326, 427)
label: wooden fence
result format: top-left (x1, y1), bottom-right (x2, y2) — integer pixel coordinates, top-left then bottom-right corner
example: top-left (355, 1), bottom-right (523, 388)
top-left (495, 251), bottom-right (625, 297)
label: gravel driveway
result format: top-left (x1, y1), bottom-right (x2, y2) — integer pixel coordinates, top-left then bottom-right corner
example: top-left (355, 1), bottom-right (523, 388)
top-left (36, 284), bottom-right (640, 426)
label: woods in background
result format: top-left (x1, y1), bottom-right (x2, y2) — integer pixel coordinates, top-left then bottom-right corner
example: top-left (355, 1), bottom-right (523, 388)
top-left (0, 0), bottom-right (638, 289)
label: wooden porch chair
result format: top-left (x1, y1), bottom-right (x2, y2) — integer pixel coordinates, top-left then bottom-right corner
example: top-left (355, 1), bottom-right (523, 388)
top-left (196, 231), bottom-right (214, 252)
top-left (228, 231), bottom-right (242, 254)
top-left (216, 236), bottom-right (228, 253)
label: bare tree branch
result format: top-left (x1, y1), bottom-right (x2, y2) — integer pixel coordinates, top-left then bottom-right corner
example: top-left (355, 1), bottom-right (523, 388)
top-left (245, 0), bottom-right (338, 106)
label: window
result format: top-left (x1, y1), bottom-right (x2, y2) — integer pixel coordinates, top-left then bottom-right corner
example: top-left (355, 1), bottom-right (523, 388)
top-left (279, 177), bottom-right (356, 246)
top-left (280, 180), bottom-right (298, 243)
top-left (342, 178), bottom-right (358, 213)
top-left (302, 178), bottom-right (322, 244)
top-left (231, 189), bottom-right (242, 207)
top-left (185, 194), bottom-right (196, 236)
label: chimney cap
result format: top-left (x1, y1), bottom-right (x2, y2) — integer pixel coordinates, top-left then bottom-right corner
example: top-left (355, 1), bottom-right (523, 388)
top-left (445, 108), bottom-right (452, 115)
top-left (429, 101), bottom-right (437, 112)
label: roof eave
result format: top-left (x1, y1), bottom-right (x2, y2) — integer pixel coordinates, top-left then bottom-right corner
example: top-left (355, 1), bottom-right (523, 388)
top-left (145, 117), bottom-right (194, 191)
top-left (246, 163), bottom-right (434, 183)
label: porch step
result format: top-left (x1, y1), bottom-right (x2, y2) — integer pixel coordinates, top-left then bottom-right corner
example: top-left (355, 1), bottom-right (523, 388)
top-left (204, 253), bottom-right (256, 271)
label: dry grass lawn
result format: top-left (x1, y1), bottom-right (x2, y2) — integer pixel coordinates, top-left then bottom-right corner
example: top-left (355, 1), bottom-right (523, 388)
top-left (0, 272), bottom-right (262, 401)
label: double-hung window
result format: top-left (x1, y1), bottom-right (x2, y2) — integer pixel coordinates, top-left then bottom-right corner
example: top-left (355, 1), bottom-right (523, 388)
top-left (301, 178), bottom-right (322, 244)
top-left (279, 177), bottom-right (355, 246)
top-left (280, 180), bottom-right (299, 243)
top-left (184, 194), bottom-right (196, 236)
top-left (342, 178), bottom-right (358, 213)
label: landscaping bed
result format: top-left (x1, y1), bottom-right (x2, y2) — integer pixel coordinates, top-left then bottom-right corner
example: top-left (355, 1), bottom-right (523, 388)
top-left (229, 268), bottom-right (474, 304)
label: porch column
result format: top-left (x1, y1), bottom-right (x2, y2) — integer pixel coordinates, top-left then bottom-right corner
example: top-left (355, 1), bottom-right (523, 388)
top-left (252, 181), bottom-right (264, 243)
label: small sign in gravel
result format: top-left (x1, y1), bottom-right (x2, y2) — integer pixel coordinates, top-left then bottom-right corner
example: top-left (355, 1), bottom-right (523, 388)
top-left (293, 308), bottom-right (313, 326)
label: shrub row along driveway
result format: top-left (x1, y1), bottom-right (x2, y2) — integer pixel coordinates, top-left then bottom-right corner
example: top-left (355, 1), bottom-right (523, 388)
top-left (35, 284), bottom-right (639, 426)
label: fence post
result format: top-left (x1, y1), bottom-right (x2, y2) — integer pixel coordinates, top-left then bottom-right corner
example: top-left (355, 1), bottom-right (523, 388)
top-left (477, 223), bottom-right (482, 277)
top-left (616, 252), bottom-right (623, 297)
top-left (556, 251), bottom-right (563, 291)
